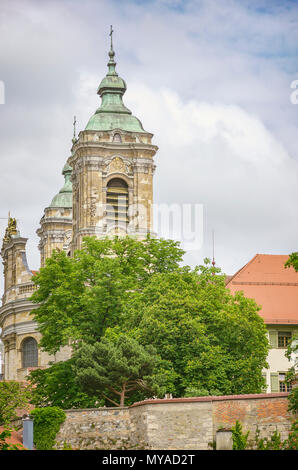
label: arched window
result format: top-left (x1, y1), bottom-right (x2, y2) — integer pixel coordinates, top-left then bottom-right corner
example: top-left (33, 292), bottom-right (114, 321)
top-left (113, 133), bottom-right (122, 143)
top-left (106, 178), bottom-right (129, 228)
top-left (22, 337), bottom-right (38, 368)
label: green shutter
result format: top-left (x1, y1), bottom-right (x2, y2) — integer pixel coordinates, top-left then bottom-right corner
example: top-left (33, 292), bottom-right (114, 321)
top-left (269, 330), bottom-right (278, 348)
top-left (270, 373), bottom-right (279, 392)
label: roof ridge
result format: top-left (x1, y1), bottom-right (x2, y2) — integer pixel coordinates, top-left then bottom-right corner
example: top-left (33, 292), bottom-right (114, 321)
top-left (226, 254), bottom-right (259, 287)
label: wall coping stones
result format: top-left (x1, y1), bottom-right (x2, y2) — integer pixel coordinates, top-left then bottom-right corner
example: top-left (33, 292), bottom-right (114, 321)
top-left (130, 392), bottom-right (289, 408)
top-left (63, 406), bottom-right (129, 413)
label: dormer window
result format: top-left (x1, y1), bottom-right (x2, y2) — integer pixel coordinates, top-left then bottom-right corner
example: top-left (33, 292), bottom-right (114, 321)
top-left (113, 133), bottom-right (122, 143)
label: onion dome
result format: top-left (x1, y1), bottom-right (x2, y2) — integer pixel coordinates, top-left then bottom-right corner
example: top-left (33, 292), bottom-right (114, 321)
top-left (85, 27), bottom-right (145, 133)
top-left (50, 163), bottom-right (72, 208)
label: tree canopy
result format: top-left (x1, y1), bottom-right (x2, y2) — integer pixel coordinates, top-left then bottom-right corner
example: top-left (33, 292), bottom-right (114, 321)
top-left (29, 359), bottom-right (100, 409)
top-left (0, 381), bottom-right (32, 424)
top-left (30, 235), bottom-right (269, 405)
top-left (121, 266), bottom-right (269, 396)
top-left (31, 235), bottom-right (184, 354)
top-left (285, 252), bottom-right (298, 272)
top-left (73, 334), bottom-right (174, 407)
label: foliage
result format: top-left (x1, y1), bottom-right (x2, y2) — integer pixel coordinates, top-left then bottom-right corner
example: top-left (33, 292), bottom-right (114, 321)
top-left (73, 334), bottom-right (175, 406)
top-left (231, 421), bottom-right (250, 450)
top-left (123, 261), bottom-right (269, 397)
top-left (285, 252), bottom-right (298, 271)
top-left (282, 420), bottom-right (298, 450)
top-left (184, 386), bottom-right (221, 397)
top-left (284, 255), bottom-right (298, 414)
top-left (30, 407), bottom-right (66, 450)
top-left (254, 426), bottom-right (282, 450)
top-left (28, 359), bottom-right (100, 409)
top-left (31, 236), bottom-right (269, 403)
top-left (31, 235), bottom-right (184, 355)
top-left (285, 334), bottom-right (298, 414)
top-left (0, 381), bottom-right (32, 425)
top-left (0, 428), bottom-right (23, 451)
top-left (236, 422), bottom-right (298, 451)
top-left (62, 441), bottom-right (73, 450)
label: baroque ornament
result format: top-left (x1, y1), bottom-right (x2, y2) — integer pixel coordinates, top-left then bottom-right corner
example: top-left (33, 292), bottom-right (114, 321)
top-left (108, 157), bottom-right (126, 174)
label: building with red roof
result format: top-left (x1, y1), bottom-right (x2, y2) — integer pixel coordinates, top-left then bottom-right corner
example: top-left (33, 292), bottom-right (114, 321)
top-left (226, 254), bottom-right (298, 393)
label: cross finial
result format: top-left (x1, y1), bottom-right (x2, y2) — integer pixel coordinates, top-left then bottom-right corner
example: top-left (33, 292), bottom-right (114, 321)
top-left (109, 25), bottom-right (114, 51)
top-left (72, 115), bottom-right (77, 144)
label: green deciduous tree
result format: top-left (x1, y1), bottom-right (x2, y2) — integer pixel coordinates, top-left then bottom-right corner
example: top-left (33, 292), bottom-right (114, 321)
top-left (29, 359), bottom-right (100, 409)
top-left (122, 262), bottom-right (269, 397)
top-left (31, 235), bottom-right (184, 354)
top-left (30, 236), bottom-right (269, 403)
top-left (0, 381), bottom-right (32, 425)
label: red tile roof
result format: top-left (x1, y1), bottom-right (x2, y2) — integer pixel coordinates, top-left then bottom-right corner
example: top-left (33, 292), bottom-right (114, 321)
top-left (226, 254), bottom-right (298, 325)
top-left (0, 427), bottom-right (25, 449)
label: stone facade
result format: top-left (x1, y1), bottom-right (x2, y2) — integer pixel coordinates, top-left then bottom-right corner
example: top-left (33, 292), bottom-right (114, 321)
top-left (69, 129), bottom-right (157, 253)
top-left (55, 393), bottom-right (294, 450)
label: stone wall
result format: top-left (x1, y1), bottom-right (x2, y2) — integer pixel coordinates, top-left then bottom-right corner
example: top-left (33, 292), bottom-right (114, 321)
top-left (55, 392), bottom-right (294, 450)
top-left (55, 407), bottom-right (132, 450)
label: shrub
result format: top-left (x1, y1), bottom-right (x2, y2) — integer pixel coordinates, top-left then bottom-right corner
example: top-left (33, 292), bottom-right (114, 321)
top-left (282, 420), bottom-right (298, 450)
top-left (231, 421), bottom-right (250, 450)
top-left (254, 427), bottom-right (282, 450)
top-left (30, 407), bottom-right (66, 450)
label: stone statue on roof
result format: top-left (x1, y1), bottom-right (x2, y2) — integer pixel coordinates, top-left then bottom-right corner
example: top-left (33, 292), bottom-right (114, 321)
top-left (2, 216), bottom-right (18, 246)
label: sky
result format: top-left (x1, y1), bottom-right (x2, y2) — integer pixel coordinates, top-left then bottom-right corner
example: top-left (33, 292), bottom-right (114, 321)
top-left (0, 0), bottom-right (298, 285)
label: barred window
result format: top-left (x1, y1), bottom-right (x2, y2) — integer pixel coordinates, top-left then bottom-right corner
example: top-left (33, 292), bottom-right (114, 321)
top-left (279, 373), bottom-right (292, 392)
top-left (22, 337), bottom-right (38, 368)
top-left (278, 331), bottom-right (291, 348)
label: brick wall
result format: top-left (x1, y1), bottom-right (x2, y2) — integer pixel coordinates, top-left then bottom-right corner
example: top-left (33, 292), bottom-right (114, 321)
top-left (212, 394), bottom-right (292, 444)
top-left (55, 392), bottom-right (294, 450)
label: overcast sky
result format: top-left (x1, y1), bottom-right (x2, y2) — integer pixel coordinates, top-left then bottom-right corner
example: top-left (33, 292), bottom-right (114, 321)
top-left (0, 0), bottom-right (298, 283)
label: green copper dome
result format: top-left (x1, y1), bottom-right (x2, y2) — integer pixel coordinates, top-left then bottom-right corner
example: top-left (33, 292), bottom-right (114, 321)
top-left (85, 34), bottom-right (145, 133)
top-left (50, 163), bottom-right (72, 208)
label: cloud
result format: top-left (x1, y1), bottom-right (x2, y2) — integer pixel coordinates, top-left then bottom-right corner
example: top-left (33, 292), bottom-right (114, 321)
top-left (123, 82), bottom-right (298, 272)
top-left (0, 0), bottom-right (297, 282)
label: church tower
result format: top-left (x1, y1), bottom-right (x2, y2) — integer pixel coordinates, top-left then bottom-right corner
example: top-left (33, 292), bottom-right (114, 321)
top-left (37, 162), bottom-right (73, 266)
top-left (69, 29), bottom-right (158, 251)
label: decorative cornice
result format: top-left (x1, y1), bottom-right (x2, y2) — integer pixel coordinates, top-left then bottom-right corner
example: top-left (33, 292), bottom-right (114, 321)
top-left (1, 320), bottom-right (39, 338)
top-left (1, 237), bottom-right (28, 258)
top-left (0, 298), bottom-right (38, 325)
